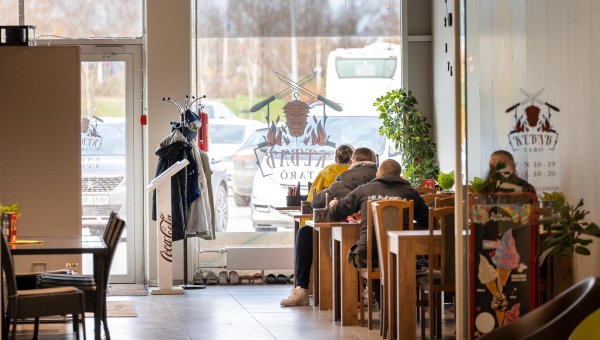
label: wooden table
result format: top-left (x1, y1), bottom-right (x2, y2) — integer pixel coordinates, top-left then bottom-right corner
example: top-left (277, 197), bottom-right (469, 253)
top-left (9, 235), bottom-right (108, 340)
top-left (269, 205), bottom-right (300, 211)
top-left (387, 230), bottom-right (440, 340)
top-left (306, 221), bottom-right (361, 324)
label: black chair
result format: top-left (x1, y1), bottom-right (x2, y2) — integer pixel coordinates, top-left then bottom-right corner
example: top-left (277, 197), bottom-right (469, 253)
top-left (479, 276), bottom-right (600, 339)
top-left (1, 233), bottom-right (87, 340)
top-left (37, 212), bottom-right (125, 340)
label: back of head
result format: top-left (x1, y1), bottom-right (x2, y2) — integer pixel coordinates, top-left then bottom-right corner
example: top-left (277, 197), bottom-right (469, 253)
top-left (489, 150), bottom-right (516, 173)
top-left (335, 144), bottom-right (354, 164)
top-left (378, 159), bottom-right (402, 176)
top-left (352, 147), bottom-right (376, 163)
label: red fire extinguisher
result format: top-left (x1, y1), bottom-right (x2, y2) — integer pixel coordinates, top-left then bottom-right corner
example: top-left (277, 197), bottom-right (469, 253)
top-left (198, 109), bottom-right (209, 152)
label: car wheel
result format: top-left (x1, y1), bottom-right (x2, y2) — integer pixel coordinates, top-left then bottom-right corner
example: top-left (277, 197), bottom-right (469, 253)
top-left (233, 193), bottom-right (251, 207)
top-left (215, 183), bottom-right (228, 232)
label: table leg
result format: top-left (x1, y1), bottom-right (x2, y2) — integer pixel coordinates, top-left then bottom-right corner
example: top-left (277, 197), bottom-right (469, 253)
top-left (389, 249), bottom-right (397, 340)
top-left (312, 227), bottom-right (319, 307)
top-left (94, 254), bottom-right (106, 340)
top-left (340, 229), bottom-right (358, 326)
top-left (398, 239), bottom-right (416, 340)
top-left (332, 238), bottom-right (341, 321)
top-left (318, 228), bottom-right (332, 310)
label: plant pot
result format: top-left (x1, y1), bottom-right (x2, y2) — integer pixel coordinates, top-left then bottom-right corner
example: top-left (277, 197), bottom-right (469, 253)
top-left (551, 255), bottom-right (574, 297)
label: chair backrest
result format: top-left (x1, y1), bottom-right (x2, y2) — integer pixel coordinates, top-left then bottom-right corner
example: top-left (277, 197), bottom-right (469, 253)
top-left (103, 213), bottom-right (126, 286)
top-left (480, 276), bottom-right (600, 340)
top-left (372, 199), bottom-right (414, 279)
top-left (434, 196), bottom-right (455, 208)
top-left (1, 234), bottom-right (18, 297)
top-left (428, 207), bottom-right (456, 287)
top-left (422, 193), bottom-right (452, 207)
top-left (414, 187), bottom-right (437, 195)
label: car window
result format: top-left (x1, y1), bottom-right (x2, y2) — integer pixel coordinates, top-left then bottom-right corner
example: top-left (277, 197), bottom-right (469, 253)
top-left (335, 57), bottom-right (397, 78)
top-left (82, 121), bottom-right (126, 156)
top-left (209, 124), bottom-right (246, 144)
top-left (271, 116), bottom-right (385, 155)
top-left (203, 104), bottom-right (215, 119)
top-left (242, 128), bottom-right (268, 147)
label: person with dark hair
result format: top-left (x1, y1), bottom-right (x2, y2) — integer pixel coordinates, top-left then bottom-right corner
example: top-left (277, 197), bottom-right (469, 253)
top-left (280, 147), bottom-right (377, 307)
top-left (307, 144), bottom-right (354, 201)
top-left (328, 159), bottom-right (428, 268)
top-left (488, 150), bottom-right (537, 195)
top-left (311, 147), bottom-right (377, 208)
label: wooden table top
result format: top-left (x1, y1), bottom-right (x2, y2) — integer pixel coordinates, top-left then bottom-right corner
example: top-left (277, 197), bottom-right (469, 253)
top-left (270, 205), bottom-right (300, 211)
top-left (286, 212), bottom-right (313, 218)
top-left (306, 220), bottom-right (361, 228)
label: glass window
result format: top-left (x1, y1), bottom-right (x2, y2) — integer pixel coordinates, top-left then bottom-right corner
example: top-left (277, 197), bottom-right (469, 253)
top-left (25, 0), bottom-right (142, 38)
top-left (335, 57), bottom-right (397, 78)
top-left (209, 124), bottom-right (246, 144)
top-left (0, 1), bottom-right (18, 25)
top-left (242, 128), bottom-right (268, 147)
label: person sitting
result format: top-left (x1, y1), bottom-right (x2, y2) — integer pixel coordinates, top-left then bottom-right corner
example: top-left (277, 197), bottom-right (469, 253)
top-left (280, 147), bottom-right (377, 307)
top-left (328, 159), bottom-right (429, 269)
top-left (306, 144), bottom-right (354, 202)
top-left (311, 147), bottom-right (378, 208)
top-left (488, 150), bottom-right (537, 195)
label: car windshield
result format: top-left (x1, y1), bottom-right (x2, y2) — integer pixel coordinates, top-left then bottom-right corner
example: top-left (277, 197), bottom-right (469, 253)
top-left (335, 57), bottom-right (397, 79)
top-left (242, 129), bottom-right (268, 148)
top-left (271, 116), bottom-right (385, 155)
top-left (81, 122), bottom-right (126, 156)
top-left (209, 124), bottom-right (246, 144)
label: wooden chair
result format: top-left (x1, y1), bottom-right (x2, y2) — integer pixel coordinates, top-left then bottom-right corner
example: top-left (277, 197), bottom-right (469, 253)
top-left (1, 232), bottom-right (87, 340)
top-left (362, 200), bottom-right (414, 338)
top-left (421, 193), bottom-right (452, 207)
top-left (418, 206), bottom-right (455, 339)
top-left (414, 187), bottom-right (438, 195)
top-left (37, 212), bottom-right (126, 340)
top-left (434, 196), bottom-right (455, 208)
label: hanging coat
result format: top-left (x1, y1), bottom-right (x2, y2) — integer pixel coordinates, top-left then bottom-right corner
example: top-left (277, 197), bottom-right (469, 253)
top-left (186, 142), bottom-right (214, 240)
top-left (152, 129), bottom-right (192, 242)
top-left (199, 150), bottom-right (215, 236)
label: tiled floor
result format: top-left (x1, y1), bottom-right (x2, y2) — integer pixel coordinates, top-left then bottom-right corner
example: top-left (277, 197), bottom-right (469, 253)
top-left (13, 285), bottom-right (456, 339)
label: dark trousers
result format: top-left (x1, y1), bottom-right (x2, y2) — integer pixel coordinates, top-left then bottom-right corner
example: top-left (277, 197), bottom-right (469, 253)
top-left (295, 225), bottom-right (313, 289)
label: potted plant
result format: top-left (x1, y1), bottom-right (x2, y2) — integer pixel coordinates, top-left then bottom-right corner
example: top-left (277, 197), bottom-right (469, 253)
top-left (468, 177), bottom-right (485, 193)
top-left (539, 199), bottom-right (600, 294)
top-left (437, 170), bottom-right (455, 192)
top-left (1, 203), bottom-right (21, 217)
top-left (375, 88), bottom-right (438, 186)
top-left (540, 191), bottom-right (565, 215)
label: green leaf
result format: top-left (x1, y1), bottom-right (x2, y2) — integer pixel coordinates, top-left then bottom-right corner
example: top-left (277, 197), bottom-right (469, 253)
top-left (575, 239), bottom-right (593, 246)
top-left (581, 223), bottom-right (600, 237)
top-left (575, 246), bottom-right (591, 255)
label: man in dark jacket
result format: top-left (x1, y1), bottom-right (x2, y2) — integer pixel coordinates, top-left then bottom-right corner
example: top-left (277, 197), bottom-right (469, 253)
top-left (328, 159), bottom-right (429, 267)
top-left (312, 148), bottom-right (378, 208)
top-left (281, 147), bottom-right (377, 307)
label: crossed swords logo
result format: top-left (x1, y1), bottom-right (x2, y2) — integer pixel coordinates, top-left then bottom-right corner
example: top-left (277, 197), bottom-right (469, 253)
top-left (249, 72), bottom-right (343, 177)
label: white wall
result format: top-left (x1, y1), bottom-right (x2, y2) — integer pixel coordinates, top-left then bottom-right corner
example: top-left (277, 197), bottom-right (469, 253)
top-left (466, 0), bottom-right (600, 280)
top-left (146, 0), bottom-right (193, 285)
top-left (432, 0), bottom-right (457, 175)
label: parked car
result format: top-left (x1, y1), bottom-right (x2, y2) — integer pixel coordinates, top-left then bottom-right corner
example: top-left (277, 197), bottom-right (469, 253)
top-left (250, 104), bottom-right (401, 231)
top-left (81, 117), bottom-right (229, 234)
top-left (208, 119), bottom-right (265, 188)
top-left (200, 100), bottom-right (239, 120)
top-left (231, 127), bottom-right (269, 206)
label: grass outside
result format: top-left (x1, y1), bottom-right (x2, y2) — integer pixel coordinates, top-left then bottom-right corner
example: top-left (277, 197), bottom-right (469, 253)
top-left (219, 95), bottom-right (287, 123)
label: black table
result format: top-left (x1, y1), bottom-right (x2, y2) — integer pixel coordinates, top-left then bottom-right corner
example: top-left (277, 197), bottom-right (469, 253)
top-left (9, 235), bottom-right (108, 340)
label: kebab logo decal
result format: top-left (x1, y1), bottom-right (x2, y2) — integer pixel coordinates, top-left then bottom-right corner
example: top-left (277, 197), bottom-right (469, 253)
top-left (249, 71), bottom-right (341, 177)
top-left (505, 89), bottom-right (560, 153)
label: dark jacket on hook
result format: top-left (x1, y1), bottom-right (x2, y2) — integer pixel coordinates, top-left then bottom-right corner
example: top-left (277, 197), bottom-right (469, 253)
top-left (152, 129), bottom-right (192, 242)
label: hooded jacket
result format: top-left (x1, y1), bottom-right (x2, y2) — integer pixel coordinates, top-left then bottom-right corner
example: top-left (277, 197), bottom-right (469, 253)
top-left (152, 129), bottom-right (192, 242)
top-left (328, 175), bottom-right (429, 261)
top-left (312, 161), bottom-right (377, 208)
top-left (307, 163), bottom-right (350, 201)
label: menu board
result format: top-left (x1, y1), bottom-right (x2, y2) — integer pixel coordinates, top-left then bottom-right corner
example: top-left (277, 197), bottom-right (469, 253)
top-left (469, 193), bottom-right (538, 338)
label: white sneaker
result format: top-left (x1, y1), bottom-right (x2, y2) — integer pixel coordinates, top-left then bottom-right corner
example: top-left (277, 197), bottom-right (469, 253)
top-left (280, 286), bottom-right (309, 307)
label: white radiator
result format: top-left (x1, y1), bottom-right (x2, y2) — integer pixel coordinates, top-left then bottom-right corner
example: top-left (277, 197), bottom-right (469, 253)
top-left (226, 246), bottom-right (294, 271)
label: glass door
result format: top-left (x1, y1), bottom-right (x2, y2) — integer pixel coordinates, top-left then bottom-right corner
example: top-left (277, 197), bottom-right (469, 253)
top-left (80, 45), bottom-right (143, 283)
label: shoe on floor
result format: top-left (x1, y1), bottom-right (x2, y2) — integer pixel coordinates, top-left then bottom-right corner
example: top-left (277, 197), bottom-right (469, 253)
top-left (287, 274), bottom-right (295, 283)
top-left (239, 275), bottom-right (252, 284)
top-left (204, 271), bottom-right (218, 285)
top-left (280, 286), bottom-right (309, 307)
top-left (265, 274), bottom-right (277, 284)
top-left (218, 271), bottom-right (228, 285)
top-left (277, 274), bottom-right (288, 284)
top-left (229, 271), bottom-right (240, 285)
top-left (253, 273), bottom-right (264, 284)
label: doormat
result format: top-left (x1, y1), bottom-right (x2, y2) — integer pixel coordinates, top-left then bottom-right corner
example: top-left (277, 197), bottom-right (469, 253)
top-left (86, 300), bottom-right (137, 317)
top-left (107, 283), bottom-right (148, 296)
